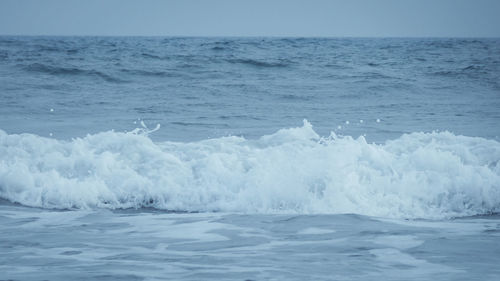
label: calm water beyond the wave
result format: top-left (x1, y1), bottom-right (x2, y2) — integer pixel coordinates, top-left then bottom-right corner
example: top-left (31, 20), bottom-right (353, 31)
top-left (1, 37), bottom-right (500, 280)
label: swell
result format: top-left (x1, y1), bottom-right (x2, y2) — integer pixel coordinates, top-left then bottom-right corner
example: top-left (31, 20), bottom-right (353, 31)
top-left (120, 68), bottom-right (177, 78)
top-left (1, 121), bottom-right (499, 219)
top-left (23, 63), bottom-right (126, 83)
top-left (226, 58), bottom-right (291, 68)
top-left (432, 65), bottom-right (489, 78)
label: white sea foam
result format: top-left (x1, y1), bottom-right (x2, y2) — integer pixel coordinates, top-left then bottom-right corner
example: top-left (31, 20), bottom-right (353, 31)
top-left (1, 120), bottom-right (499, 219)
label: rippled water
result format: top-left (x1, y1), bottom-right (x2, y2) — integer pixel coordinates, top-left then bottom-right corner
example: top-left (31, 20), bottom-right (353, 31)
top-left (1, 36), bottom-right (500, 280)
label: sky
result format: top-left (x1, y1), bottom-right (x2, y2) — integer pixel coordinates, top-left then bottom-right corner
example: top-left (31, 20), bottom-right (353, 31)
top-left (0, 0), bottom-right (499, 37)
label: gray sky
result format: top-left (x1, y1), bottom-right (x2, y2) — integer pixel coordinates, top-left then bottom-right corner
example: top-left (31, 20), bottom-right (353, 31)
top-left (1, 0), bottom-right (499, 37)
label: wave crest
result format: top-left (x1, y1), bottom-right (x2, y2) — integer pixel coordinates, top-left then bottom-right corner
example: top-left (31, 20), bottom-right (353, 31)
top-left (1, 121), bottom-right (499, 219)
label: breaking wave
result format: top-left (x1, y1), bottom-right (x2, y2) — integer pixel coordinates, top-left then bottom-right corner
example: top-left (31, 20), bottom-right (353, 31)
top-left (1, 121), bottom-right (499, 219)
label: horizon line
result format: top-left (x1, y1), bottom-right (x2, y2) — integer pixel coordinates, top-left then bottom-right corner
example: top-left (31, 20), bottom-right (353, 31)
top-left (1, 34), bottom-right (499, 39)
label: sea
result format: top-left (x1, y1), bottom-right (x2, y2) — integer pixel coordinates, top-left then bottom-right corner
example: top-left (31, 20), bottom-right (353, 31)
top-left (0, 36), bottom-right (500, 280)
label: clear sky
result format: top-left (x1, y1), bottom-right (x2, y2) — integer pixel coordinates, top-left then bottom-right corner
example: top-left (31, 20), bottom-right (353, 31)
top-left (1, 0), bottom-right (499, 37)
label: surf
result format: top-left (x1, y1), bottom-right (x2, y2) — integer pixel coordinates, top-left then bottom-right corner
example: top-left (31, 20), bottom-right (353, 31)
top-left (1, 120), bottom-right (499, 219)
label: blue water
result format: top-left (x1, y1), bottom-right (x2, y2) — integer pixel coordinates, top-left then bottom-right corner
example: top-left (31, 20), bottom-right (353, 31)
top-left (1, 37), bottom-right (499, 141)
top-left (1, 36), bottom-right (500, 280)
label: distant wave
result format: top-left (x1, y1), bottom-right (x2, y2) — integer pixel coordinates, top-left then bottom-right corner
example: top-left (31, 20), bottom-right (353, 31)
top-left (23, 63), bottom-right (126, 83)
top-left (431, 64), bottom-right (490, 79)
top-left (227, 58), bottom-right (291, 68)
top-left (120, 68), bottom-right (177, 78)
top-left (140, 53), bottom-right (164, 59)
top-left (462, 65), bottom-right (481, 71)
top-left (1, 121), bottom-right (499, 219)
top-left (200, 41), bottom-right (234, 51)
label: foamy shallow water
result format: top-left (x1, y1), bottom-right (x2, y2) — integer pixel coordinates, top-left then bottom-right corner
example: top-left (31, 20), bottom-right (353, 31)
top-left (2, 123), bottom-right (499, 280)
top-left (1, 202), bottom-right (499, 281)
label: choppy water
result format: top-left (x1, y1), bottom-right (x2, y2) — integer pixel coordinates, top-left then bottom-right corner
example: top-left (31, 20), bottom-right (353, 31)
top-left (1, 36), bottom-right (500, 280)
top-left (1, 37), bottom-right (500, 141)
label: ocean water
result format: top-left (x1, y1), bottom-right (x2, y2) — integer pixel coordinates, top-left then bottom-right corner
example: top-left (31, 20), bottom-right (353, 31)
top-left (1, 36), bottom-right (500, 280)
